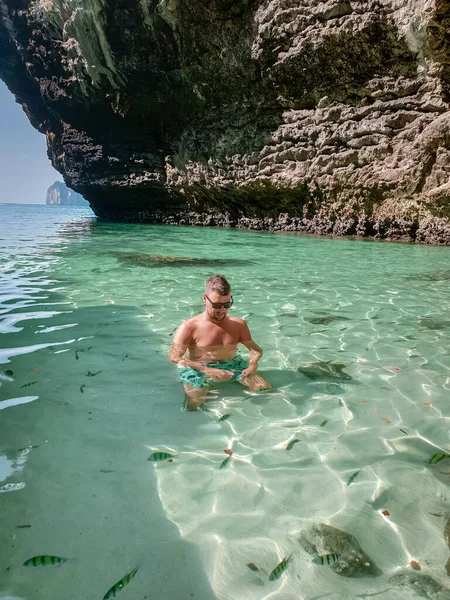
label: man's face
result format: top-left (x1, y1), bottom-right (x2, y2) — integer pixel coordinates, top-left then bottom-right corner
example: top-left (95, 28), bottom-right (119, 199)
top-left (203, 290), bottom-right (231, 322)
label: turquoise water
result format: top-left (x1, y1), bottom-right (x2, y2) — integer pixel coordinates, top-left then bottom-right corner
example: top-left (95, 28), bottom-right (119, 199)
top-left (1, 204), bottom-right (449, 600)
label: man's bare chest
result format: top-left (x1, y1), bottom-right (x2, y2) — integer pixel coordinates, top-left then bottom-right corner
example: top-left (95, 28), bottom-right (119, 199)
top-left (192, 322), bottom-right (240, 347)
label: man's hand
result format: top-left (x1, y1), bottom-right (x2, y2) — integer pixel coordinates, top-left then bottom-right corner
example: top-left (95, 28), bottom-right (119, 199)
top-left (240, 364), bottom-right (257, 379)
top-left (205, 368), bottom-right (234, 382)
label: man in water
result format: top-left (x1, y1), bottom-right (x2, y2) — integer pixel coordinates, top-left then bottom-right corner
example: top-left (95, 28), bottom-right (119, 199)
top-left (169, 274), bottom-right (271, 410)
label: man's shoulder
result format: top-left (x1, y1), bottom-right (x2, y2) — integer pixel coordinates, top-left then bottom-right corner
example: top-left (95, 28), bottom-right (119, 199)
top-left (173, 315), bottom-right (202, 345)
top-left (180, 314), bottom-right (203, 329)
top-left (227, 315), bottom-right (246, 326)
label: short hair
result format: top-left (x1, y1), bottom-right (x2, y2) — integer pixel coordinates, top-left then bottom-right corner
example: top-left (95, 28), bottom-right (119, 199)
top-left (205, 274), bottom-right (231, 296)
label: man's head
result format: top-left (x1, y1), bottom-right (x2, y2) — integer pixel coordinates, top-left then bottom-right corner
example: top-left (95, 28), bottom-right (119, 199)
top-left (203, 274), bottom-right (233, 322)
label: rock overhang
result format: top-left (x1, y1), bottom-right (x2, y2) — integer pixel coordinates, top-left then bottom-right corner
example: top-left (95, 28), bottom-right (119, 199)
top-left (1, 0), bottom-right (450, 243)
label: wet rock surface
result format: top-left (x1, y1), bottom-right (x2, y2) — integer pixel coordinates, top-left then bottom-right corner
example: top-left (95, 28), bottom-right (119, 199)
top-left (1, 1), bottom-right (450, 243)
top-left (299, 523), bottom-right (381, 577)
top-left (297, 361), bottom-right (353, 382)
top-left (389, 572), bottom-right (450, 599)
top-left (445, 515), bottom-right (450, 578)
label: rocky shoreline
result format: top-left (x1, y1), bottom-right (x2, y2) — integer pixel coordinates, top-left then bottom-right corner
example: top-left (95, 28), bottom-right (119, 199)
top-left (92, 208), bottom-right (450, 245)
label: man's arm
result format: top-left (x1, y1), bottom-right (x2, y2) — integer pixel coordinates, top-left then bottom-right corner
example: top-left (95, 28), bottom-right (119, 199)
top-left (240, 321), bottom-right (263, 375)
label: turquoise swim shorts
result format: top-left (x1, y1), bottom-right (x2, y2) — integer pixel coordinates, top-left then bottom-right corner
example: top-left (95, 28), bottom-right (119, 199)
top-left (178, 354), bottom-right (249, 388)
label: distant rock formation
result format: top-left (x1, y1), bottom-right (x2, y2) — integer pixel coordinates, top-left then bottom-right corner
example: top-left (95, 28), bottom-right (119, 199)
top-left (46, 181), bottom-right (88, 206)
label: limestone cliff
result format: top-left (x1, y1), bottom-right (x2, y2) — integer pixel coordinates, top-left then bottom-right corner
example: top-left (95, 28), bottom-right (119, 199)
top-left (1, 0), bottom-right (450, 243)
top-left (45, 180), bottom-right (88, 205)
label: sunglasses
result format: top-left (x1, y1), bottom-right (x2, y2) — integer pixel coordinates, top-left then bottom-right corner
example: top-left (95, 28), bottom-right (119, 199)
top-left (205, 294), bottom-right (234, 309)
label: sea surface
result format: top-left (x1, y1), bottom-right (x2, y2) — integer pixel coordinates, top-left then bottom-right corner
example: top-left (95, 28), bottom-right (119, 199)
top-left (1, 203), bottom-right (449, 600)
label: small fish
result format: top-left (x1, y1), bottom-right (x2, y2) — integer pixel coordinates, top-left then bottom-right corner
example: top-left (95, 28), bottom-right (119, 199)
top-left (75, 349), bottom-right (84, 360)
top-left (427, 512), bottom-right (443, 517)
top-left (23, 555), bottom-right (66, 566)
top-left (268, 554), bottom-right (292, 581)
top-left (246, 562), bottom-right (260, 572)
top-left (428, 453), bottom-right (450, 465)
top-left (410, 560), bottom-right (421, 571)
top-left (87, 370), bottom-right (102, 377)
top-left (182, 399), bottom-right (187, 411)
top-left (197, 405), bottom-right (210, 412)
top-left (218, 413), bottom-right (231, 422)
top-left (286, 438), bottom-right (300, 451)
top-left (319, 420), bottom-right (328, 427)
top-left (103, 566), bottom-right (139, 599)
top-left (80, 384), bottom-right (86, 393)
top-left (20, 381), bottom-right (37, 388)
top-left (223, 449), bottom-right (233, 455)
top-left (4, 369), bottom-right (14, 377)
top-left (312, 553), bottom-right (341, 565)
top-left (32, 368), bottom-right (40, 371)
top-left (346, 470), bottom-right (360, 486)
top-left (423, 402), bottom-right (431, 406)
top-left (381, 510), bottom-right (390, 516)
top-left (167, 459), bottom-right (173, 463)
top-left (385, 366), bottom-right (401, 371)
top-left (253, 483), bottom-right (265, 507)
top-left (219, 456), bottom-right (231, 469)
top-left (0, 482), bottom-right (26, 493)
top-left (400, 429), bottom-right (408, 435)
top-left (148, 452), bottom-right (174, 462)
top-left (16, 525), bottom-right (31, 528)
top-left (100, 469), bottom-right (115, 473)
top-left (360, 400), bottom-right (368, 404)
top-left (381, 417), bottom-right (391, 424)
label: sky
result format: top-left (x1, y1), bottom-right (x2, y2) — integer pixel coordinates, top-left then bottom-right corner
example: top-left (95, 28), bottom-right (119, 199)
top-left (0, 80), bottom-right (61, 203)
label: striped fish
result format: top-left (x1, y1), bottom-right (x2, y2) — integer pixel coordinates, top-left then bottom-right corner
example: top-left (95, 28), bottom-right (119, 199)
top-left (218, 413), bottom-right (231, 422)
top-left (23, 555), bottom-right (65, 566)
top-left (312, 553), bottom-right (341, 565)
top-left (103, 566), bottom-right (138, 599)
top-left (4, 370), bottom-right (13, 377)
top-left (148, 452), bottom-right (174, 462)
top-left (268, 554), bottom-right (292, 581)
top-left (346, 470), bottom-right (360, 486)
top-left (197, 405), bottom-right (210, 412)
top-left (219, 456), bottom-right (231, 469)
top-left (429, 453), bottom-right (450, 464)
top-left (21, 382), bottom-right (37, 388)
top-left (286, 438), bottom-right (300, 451)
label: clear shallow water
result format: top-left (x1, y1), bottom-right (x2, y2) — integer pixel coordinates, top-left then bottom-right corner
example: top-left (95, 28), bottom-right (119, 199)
top-left (1, 204), bottom-right (449, 600)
